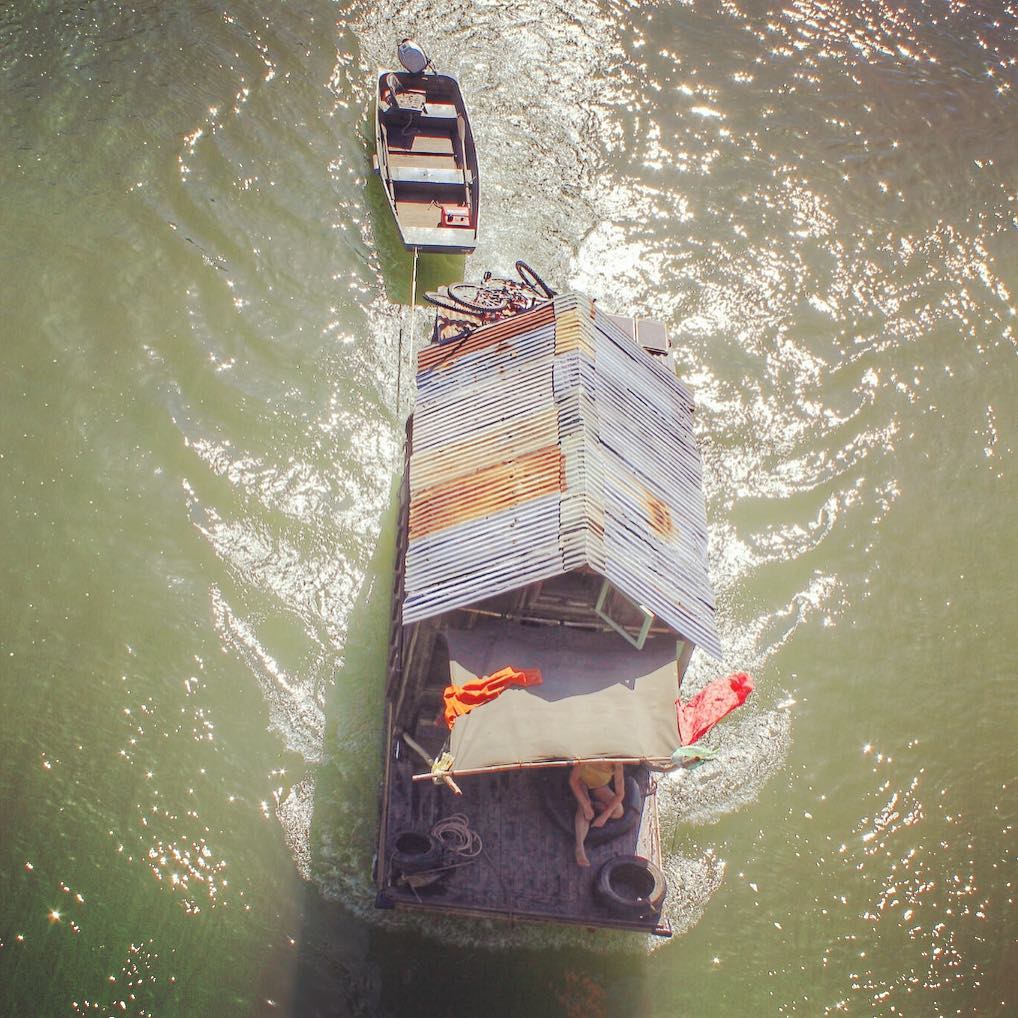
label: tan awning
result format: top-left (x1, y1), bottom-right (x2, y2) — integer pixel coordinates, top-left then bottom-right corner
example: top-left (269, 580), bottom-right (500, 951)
top-left (443, 620), bottom-right (681, 774)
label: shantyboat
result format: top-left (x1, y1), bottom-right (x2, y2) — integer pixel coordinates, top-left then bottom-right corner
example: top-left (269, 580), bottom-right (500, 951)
top-left (372, 41), bottom-right (479, 255)
top-left (374, 273), bottom-right (731, 937)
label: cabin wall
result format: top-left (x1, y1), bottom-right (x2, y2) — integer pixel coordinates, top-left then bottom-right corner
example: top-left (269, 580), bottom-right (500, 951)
top-left (393, 620), bottom-right (440, 731)
top-left (449, 570), bottom-right (677, 639)
top-left (384, 422), bottom-right (413, 702)
top-left (387, 417), bottom-right (446, 734)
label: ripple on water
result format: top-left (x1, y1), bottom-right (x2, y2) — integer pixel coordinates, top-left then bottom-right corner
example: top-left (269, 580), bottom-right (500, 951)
top-left (56, 0), bottom-right (1012, 968)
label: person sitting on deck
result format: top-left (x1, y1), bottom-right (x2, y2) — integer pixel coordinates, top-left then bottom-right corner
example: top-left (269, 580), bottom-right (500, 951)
top-left (569, 761), bottom-right (625, 867)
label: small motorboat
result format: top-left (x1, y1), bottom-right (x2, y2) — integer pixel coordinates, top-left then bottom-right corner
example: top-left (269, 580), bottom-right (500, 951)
top-left (373, 42), bottom-right (479, 255)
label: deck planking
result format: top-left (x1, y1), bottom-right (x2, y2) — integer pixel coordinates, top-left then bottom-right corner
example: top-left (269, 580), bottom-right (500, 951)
top-left (387, 128), bottom-right (456, 156)
top-left (394, 193), bottom-right (469, 229)
top-left (380, 757), bottom-right (670, 934)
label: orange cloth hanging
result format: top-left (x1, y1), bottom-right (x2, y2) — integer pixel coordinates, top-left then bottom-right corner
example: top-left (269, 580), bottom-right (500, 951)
top-left (443, 666), bottom-right (543, 729)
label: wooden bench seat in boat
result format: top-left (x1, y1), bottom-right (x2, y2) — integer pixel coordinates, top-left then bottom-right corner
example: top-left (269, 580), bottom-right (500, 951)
top-left (387, 128), bottom-right (455, 156)
top-left (419, 102), bottom-right (457, 122)
top-left (379, 98), bottom-right (456, 125)
top-left (390, 165), bottom-right (464, 185)
top-left (400, 226), bottom-right (474, 250)
top-left (388, 151), bottom-right (457, 170)
top-left (382, 103), bottom-right (458, 126)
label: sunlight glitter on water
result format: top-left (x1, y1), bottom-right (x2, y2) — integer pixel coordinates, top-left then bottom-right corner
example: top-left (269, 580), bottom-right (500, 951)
top-left (1, 0), bottom-right (1015, 1012)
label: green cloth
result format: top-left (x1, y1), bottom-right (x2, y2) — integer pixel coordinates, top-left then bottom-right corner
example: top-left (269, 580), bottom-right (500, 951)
top-left (670, 744), bottom-right (717, 768)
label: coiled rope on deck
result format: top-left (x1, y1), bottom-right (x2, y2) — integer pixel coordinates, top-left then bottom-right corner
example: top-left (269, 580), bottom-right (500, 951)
top-left (431, 813), bottom-right (482, 858)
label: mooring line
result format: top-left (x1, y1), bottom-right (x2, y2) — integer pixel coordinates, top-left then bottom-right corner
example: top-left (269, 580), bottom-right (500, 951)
top-left (396, 315), bottom-right (403, 412)
top-left (395, 246), bottom-right (420, 415)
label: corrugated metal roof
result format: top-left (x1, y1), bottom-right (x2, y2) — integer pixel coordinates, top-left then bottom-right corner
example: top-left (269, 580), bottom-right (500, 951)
top-left (402, 293), bottom-right (723, 660)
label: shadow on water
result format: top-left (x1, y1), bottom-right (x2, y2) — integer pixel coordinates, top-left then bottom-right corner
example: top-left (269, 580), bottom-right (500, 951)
top-left (274, 472), bottom-right (397, 1016)
top-left (364, 172), bottom-right (467, 305)
top-left (267, 478), bottom-right (655, 1017)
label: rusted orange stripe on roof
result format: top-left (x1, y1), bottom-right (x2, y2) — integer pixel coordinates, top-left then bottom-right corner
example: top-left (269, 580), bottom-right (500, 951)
top-left (417, 303), bottom-right (557, 372)
top-left (410, 406), bottom-right (559, 494)
top-left (645, 491), bottom-right (675, 539)
top-left (409, 444), bottom-right (564, 540)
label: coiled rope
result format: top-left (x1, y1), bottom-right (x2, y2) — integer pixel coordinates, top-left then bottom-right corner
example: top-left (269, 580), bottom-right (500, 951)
top-left (431, 813), bottom-right (482, 858)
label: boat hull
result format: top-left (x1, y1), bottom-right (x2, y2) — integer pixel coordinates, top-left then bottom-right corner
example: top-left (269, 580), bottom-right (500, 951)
top-left (374, 70), bottom-right (479, 254)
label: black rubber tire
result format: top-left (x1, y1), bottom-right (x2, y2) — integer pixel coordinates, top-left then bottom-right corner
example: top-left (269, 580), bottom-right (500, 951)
top-left (539, 770), bottom-right (643, 847)
top-left (595, 855), bottom-right (667, 918)
top-left (390, 831), bottom-right (443, 875)
top-left (423, 290), bottom-right (471, 314)
top-left (515, 260), bottom-right (556, 299)
top-left (447, 283), bottom-right (510, 313)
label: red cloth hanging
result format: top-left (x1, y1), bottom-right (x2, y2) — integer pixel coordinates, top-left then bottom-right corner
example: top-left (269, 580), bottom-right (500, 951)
top-left (676, 672), bottom-right (754, 745)
top-left (443, 666), bottom-right (543, 729)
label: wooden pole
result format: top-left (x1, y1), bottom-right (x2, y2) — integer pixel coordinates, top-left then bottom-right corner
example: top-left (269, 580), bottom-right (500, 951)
top-left (410, 756), bottom-right (671, 783)
top-left (401, 729), bottom-right (462, 795)
top-left (400, 730), bottom-right (434, 768)
top-left (396, 317), bottom-right (403, 410)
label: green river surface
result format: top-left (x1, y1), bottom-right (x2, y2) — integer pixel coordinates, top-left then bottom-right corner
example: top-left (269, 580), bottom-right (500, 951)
top-left (2, 1), bottom-right (1016, 1015)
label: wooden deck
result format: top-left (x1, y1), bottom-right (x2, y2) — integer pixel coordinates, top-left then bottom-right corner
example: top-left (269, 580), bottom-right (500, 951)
top-left (394, 191), bottom-right (468, 229)
top-left (378, 753), bottom-right (671, 936)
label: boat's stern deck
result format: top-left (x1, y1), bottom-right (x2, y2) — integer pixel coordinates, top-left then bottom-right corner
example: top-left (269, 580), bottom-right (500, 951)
top-left (377, 754), bottom-right (671, 936)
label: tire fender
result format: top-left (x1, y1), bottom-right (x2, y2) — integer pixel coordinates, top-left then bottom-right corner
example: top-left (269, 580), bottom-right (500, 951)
top-left (390, 831), bottom-right (443, 875)
top-left (595, 855), bottom-right (667, 917)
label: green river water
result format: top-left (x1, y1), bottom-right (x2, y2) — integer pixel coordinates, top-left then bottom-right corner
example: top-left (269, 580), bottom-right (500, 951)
top-left (2, 1), bottom-right (1016, 1015)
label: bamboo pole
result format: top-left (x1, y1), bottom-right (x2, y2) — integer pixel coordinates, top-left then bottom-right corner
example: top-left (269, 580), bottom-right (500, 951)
top-left (411, 756), bottom-right (672, 783)
top-left (401, 729), bottom-right (462, 795)
top-left (400, 730), bottom-right (434, 768)
top-left (395, 320), bottom-right (403, 410)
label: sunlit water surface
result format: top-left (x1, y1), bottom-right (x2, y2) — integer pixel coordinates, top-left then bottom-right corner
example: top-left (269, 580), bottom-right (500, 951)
top-left (2, 1), bottom-right (1016, 1015)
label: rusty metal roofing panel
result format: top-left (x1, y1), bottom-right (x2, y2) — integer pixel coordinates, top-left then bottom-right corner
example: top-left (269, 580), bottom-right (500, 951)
top-left (402, 293), bottom-right (723, 659)
top-left (409, 444), bottom-right (563, 540)
top-left (403, 494), bottom-right (563, 624)
top-left (416, 323), bottom-right (557, 407)
top-left (417, 302), bottom-right (557, 372)
top-left (411, 382), bottom-right (553, 456)
top-left (410, 405), bottom-right (559, 495)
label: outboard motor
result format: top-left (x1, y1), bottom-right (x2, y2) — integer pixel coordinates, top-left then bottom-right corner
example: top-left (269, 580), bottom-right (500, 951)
top-left (397, 38), bottom-right (431, 75)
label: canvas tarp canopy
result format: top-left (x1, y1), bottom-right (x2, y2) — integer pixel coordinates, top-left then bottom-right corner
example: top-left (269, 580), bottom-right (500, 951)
top-left (443, 620), bottom-right (682, 774)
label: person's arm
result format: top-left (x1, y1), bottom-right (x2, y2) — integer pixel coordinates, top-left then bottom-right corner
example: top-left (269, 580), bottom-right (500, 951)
top-left (569, 765), bottom-right (594, 820)
top-left (591, 764), bottom-right (626, 827)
